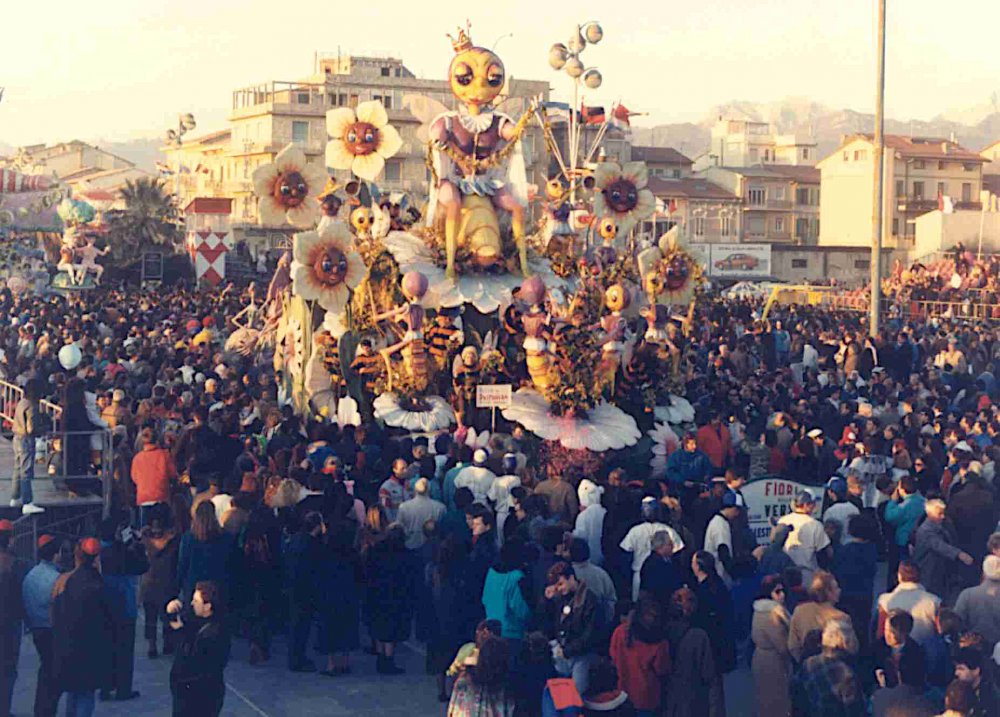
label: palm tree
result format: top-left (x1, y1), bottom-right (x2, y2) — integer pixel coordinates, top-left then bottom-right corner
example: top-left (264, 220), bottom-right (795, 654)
top-left (106, 177), bottom-right (182, 262)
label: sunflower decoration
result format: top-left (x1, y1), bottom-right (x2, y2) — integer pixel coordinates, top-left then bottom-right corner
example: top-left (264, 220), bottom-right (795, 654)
top-left (637, 226), bottom-right (705, 306)
top-left (592, 161), bottom-right (656, 237)
top-left (253, 144), bottom-right (327, 227)
top-left (291, 221), bottom-right (368, 316)
top-left (325, 100), bottom-right (403, 182)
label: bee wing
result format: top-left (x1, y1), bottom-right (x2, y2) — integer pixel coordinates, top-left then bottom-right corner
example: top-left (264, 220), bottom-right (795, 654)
top-left (403, 94), bottom-right (450, 144)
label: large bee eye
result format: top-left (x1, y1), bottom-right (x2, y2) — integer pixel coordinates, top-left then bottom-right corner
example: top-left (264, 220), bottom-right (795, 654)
top-left (487, 64), bottom-right (504, 87)
top-left (453, 62), bottom-right (473, 86)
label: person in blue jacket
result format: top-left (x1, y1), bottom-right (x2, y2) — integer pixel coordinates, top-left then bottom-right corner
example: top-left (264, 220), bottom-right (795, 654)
top-left (665, 433), bottom-right (713, 498)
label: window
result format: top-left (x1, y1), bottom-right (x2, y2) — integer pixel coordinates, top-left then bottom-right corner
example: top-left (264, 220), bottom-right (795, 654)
top-left (843, 151), bottom-right (849, 161)
top-left (748, 187), bottom-right (766, 206)
top-left (892, 218), bottom-right (899, 235)
top-left (382, 94), bottom-right (393, 110)
top-left (328, 93), bottom-right (337, 106)
top-left (349, 94), bottom-right (359, 108)
top-left (297, 92), bottom-right (310, 104)
top-left (796, 187), bottom-right (810, 205)
top-left (802, 148), bottom-right (809, 159)
top-left (292, 121), bottom-right (309, 145)
top-left (384, 159), bottom-right (402, 182)
top-left (693, 216), bottom-right (705, 237)
top-left (748, 216), bottom-right (765, 235)
top-left (963, 163), bottom-right (976, 171)
top-left (672, 169), bottom-right (681, 179)
top-left (963, 183), bottom-right (972, 202)
top-left (792, 258), bottom-right (808, 268)
top-left (749, 148), bottom-right (759, 162)
top-left (912, 181), bottom-right (924, 199)
top-left (854, 259), bottom-right (871, 270)
top-left (338, 93), bottom-right (347, 106)
top-left (763, 149), bottom-right (771, 162)
top-left (938, 161), bottom-right (946, 170)
top-left (381, 67), bottom-right (391, 77)
top-left (795, 217), bottom-right (809, 238)
top-left (914, 160), bottom-right (926, 169)
top-left (895, 180), bottom-right (904, 197)
top-left (774, 186), bottom-right (786, 200)
top-left (721, 215), bottom-right (732, 236)
top-left (937, 182), bottom-right (946, 196)
top-left (775, 217), bottom-right (785, 233)
top-left (854, 149), bottom-right (868, 161)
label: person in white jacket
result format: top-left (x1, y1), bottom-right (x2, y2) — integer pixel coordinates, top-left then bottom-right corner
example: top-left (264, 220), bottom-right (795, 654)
top-left (573, 479), bottom-right (607, 567)
top-left (487, 454), bottom-right (521, 546)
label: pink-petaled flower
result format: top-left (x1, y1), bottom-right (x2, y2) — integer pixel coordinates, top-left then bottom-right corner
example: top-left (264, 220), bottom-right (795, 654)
top-left (291, 221), bottom-right (367, 314)
top-left (592, 161), bottom-right (656, 236)
top-left (252, 144), bottom-right (327, 227)
top-left (325, 101), bottom-right (403, 181)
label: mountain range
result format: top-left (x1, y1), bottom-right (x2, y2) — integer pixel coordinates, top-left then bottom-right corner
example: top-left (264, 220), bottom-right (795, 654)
top-left (630, 97), bottom-right (1000, 162)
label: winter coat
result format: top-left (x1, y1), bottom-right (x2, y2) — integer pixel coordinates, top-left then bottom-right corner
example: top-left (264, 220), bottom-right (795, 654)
top-left (482, 568), bottom-right (532, 641)
top-left (947, 482), bottom-right (996, 560)
top-left (608, 622), bottom-right (671, 711)
top-left (284, 532), bottom-right (326, 610)
top-left (751, 598), bottom-right (792, 717)
top-left (663, 617), bottom-right (719, 717)
top-left (954, 578), bottom-right (1000, 648)
top-left (574, 480), bottom-right (607, 566)
top-left (0, 551), bottom-right (26, 672)
top-left (912, 518), bottom-right (962, 599)
top-left (101, 539), bottom-right (150, 621)
top-left (366, 539), bottom-right (416, 643)
top-left (51, 564), bottom-right (114, 692)
top-left (177, 532), bottom-right (237, 603)
top-left (540, 586), bottom-right (600, 658)
top-left (169, 610), bottom-right (230, 714)
top-left (141, 532), bottom-right (180, 608)
top-left (788, 601), bottom-right (852, 663)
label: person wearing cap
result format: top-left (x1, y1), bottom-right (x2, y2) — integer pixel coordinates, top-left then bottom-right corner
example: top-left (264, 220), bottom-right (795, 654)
top-left (378, 459), bottom-right (414, 523)
top-left (10, 377), bottom-right (45, 515)
top-left (822, 477), bottom-right (860, 547)
top-left (954, 555), bottom-right (1000, 649)
top-left (620, 498), bottom-right (685, 601)
top-left (51, 538), bottom-right (114, 717)
top-left (777, 490), bottom-right (832, 583)
top-left (453, 449), bottom-right (497, 509)
top-left (487, 454), bottom-right (521, 547)
top-left (22, 534), bottom-right (61, 717)
top-left (533, 463), bottom-right (579, 524)
top-left (397, 478), bottom-right (446, 551)
top-left (0, 520), bottom-right (27, 717)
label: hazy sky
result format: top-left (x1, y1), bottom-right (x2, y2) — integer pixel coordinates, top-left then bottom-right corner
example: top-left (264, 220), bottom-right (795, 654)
top-left (2, 0), bottom-right (998, 146)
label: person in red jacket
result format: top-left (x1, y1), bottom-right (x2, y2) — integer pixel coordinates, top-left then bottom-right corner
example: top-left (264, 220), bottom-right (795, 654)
top-left (696, 412), bottom-right (733, 471)
top-left (131, 427), bottom-right (178, 527)
top-left (609, 597), bottom-right (671, 716)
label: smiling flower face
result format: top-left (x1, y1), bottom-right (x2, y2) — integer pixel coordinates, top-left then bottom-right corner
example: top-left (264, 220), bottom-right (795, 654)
top-left (592, 161), bottom-right (656, 237)
top-left (291, 221), bottom-right (367, 315)
top-left (325, 101), bottom-right (403, 181)
top-left (253, 144), bottom-right (327, 228)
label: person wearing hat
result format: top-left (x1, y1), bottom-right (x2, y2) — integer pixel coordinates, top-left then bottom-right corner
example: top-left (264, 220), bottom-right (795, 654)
top-left (10, 378), bottom-right (45, 515)
top-left (0, 520), bottom-right (27, 717)
top-left (22, 534), bottom-right (62, 717)
top-left (777, 490), bottom-right (832, 583)
top-left (822, 477), bottom-right (860, 547)
top-left (397, 478), bottom-right (446, 552)
top-left (51, 538), bottom-right (114, 717)
top-left (453, 449), bottom-right (498, 509)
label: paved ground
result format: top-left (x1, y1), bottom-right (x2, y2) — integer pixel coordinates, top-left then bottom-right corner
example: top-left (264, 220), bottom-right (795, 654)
top-left (7, 621), bottom-right (757, 717)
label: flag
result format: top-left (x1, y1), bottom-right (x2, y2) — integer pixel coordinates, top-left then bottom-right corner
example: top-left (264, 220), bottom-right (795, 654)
top-left (541, 101), bottom-right (572, 123)
top-left (610, 104), bottom-right (633, 129)
top-left (580, 105), bottom-right (605, 125)
top-left (668, 199), bottom-right (678, 215)
top-left (155, 161), bottom-right (174, 176)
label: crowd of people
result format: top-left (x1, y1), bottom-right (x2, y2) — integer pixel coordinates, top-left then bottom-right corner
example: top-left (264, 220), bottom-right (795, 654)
top-left (881, 245), bottom-right (1000, 319)
top-left (0, 280), bottom-right (1000, 716)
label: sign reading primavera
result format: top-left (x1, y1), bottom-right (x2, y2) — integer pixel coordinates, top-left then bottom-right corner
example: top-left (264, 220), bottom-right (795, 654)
top-left (476, 384), bottom-right (512, 409)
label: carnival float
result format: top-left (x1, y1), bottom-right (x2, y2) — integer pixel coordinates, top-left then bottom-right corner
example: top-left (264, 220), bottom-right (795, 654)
top-left (252, 22), bottom-right (702, 476)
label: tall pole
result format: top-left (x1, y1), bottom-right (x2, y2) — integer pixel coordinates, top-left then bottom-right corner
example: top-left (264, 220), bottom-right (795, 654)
top-left (869, 0), bottom-right (887, 336)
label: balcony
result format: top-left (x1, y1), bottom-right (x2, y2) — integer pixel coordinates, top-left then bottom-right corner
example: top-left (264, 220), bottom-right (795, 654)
top-left (744, 199), bottom-right (792, 211)
top-left (896, 196), bottom-right (982, 213)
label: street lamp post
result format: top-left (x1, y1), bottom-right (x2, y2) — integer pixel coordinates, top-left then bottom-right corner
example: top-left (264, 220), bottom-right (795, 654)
top-left (164, 112), bottom-right (197, 205)
top-left (870, 0), bottom-right (886, 336)
top-left (548, 22), bottom-right (604, 203)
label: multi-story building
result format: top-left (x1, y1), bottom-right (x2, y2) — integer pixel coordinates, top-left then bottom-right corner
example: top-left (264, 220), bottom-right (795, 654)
top-left (639, 176), bottom-right (741, 243)
top-left (697, 118), bottom-right (817, 170)
top-left (818, 134), bottom-right (987, 247)
top-left (166, 55), bottom-right (550, 242)
top-left (1, 140), bottom-right (152, 194)
top-left (702, 165), bottom-right (820, 244)
top-left (627, 146), bottom-right (693, 179)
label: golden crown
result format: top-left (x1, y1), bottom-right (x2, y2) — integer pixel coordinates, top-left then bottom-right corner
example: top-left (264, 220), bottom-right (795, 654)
top-left (447, 23), bottom-right (473, 53)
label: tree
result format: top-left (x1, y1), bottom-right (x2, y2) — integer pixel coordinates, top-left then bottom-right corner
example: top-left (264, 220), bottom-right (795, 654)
top-left (106, 177), bottom-right (182, 263)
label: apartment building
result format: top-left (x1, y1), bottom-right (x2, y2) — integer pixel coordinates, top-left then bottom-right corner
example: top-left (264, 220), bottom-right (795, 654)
top-left (628, 146), bottom-right (693, 179)
top-left (639, 176), bottom-right (741, 243)
top-left (702, 165), bottom-right (820, 244)
top-left (818, 134), bottom-right (987, 247)
top-left (165, 55), bottom-right (550, 235)
top-left (698, 118), bottom-right (817, 170)
top-left (1, 140), bottom-right (151, 193)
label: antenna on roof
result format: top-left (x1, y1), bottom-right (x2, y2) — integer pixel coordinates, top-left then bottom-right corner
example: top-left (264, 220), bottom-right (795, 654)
top-left (0, 88), bottom-right (4, 105)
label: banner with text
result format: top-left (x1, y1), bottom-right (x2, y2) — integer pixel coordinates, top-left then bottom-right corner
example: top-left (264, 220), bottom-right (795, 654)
top-left (743, 476), bottom-right (821, 546)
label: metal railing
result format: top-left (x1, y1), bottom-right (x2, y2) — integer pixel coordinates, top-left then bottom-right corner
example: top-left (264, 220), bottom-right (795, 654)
top-left (882, 298), bottom-right (1000, 322)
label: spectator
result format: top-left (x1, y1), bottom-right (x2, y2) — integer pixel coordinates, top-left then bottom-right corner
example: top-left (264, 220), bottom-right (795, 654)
top-left (447, 636), bottom-right (516, 717)
top-left (0, 520), bottom-right (26, 717)
top-left (608, 597), bottom-right (669, 717)
top-left (534, 464), bottom-right (579, 523)
top-left (885, 474), bottom-right (926, 590)
top-left (871, 635), bottom-right (935, 717)
top-left (664, 587), bottom-right (722, 717)
top-left (378, 458), bottom-right (414, 523)
top-left (365, 525), bottom-right (414, 675)
top-left (539, 562), bottom-right (601, 695)
top-left (822, 477), bottom-right (859, 546)
top-left (581, 657), bottom-right (637, 717)
top-left (51, 539), bottom-right (113, 717)
top-left (285, 511), bottom-right (327, 673)
top-left (638, 531), bottom-right (683, 612)
top-left (954, 556), bottom-right (1000, 650)
top-left (947, 474), bottom-right (996, 586)
top-left (940, 678), bottom-right (977, 717)
top-left (22, 534), bottom-right (61, 717)
top-left (953, 646), bottom-right (1000, 717)
top-left (10, 378), bottom-right (45, 515)
top-left (788, 570), bottom-right (854, 663)
top-left (619, 498), bottom-right (685, 601)
top-left (778, 490), bottom-right (832, 584)
top-left (568, 539), bottom-right (617, 628)
top-left (131, 426), bottom-right (177, 527)
top-left (751, 574), bottom-right (792, 717)
top-left (913, 499), bottom-right (974, 601)
top-left (831, 513), bottom-right (878, 651)
top-left (790, 620), bottom-right (865, 717)
top-left (691, 551), bottom-right (736, 676)
top-left (877, 560), bottom-right (942, 646)
top-left (397, 478), bottom-right (446, 551)
top-left (141, 516), bottom-right (181, 660)
top-left (574, 480), bottom-right (607, 567)
top-left (703, 493), bottom-right (739, 585)
top-left (874, 609), bottom-right (926, 690)
top-left (665, 433), bottom-right (713, 496)
top-left (176, 502), bottom-right (237, 605)
top-left (482, 541), bottom-right (533, 654)
top-left (696, 411), bottom-right (733, 471)
top-left (453, 449), bottom-right (497, 508)
top-left (166, 581), bottom-right (230, 717)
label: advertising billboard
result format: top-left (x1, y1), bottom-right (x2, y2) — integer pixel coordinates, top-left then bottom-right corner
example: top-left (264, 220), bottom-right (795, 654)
top-left (707, 243), bottom-right (772, 278)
